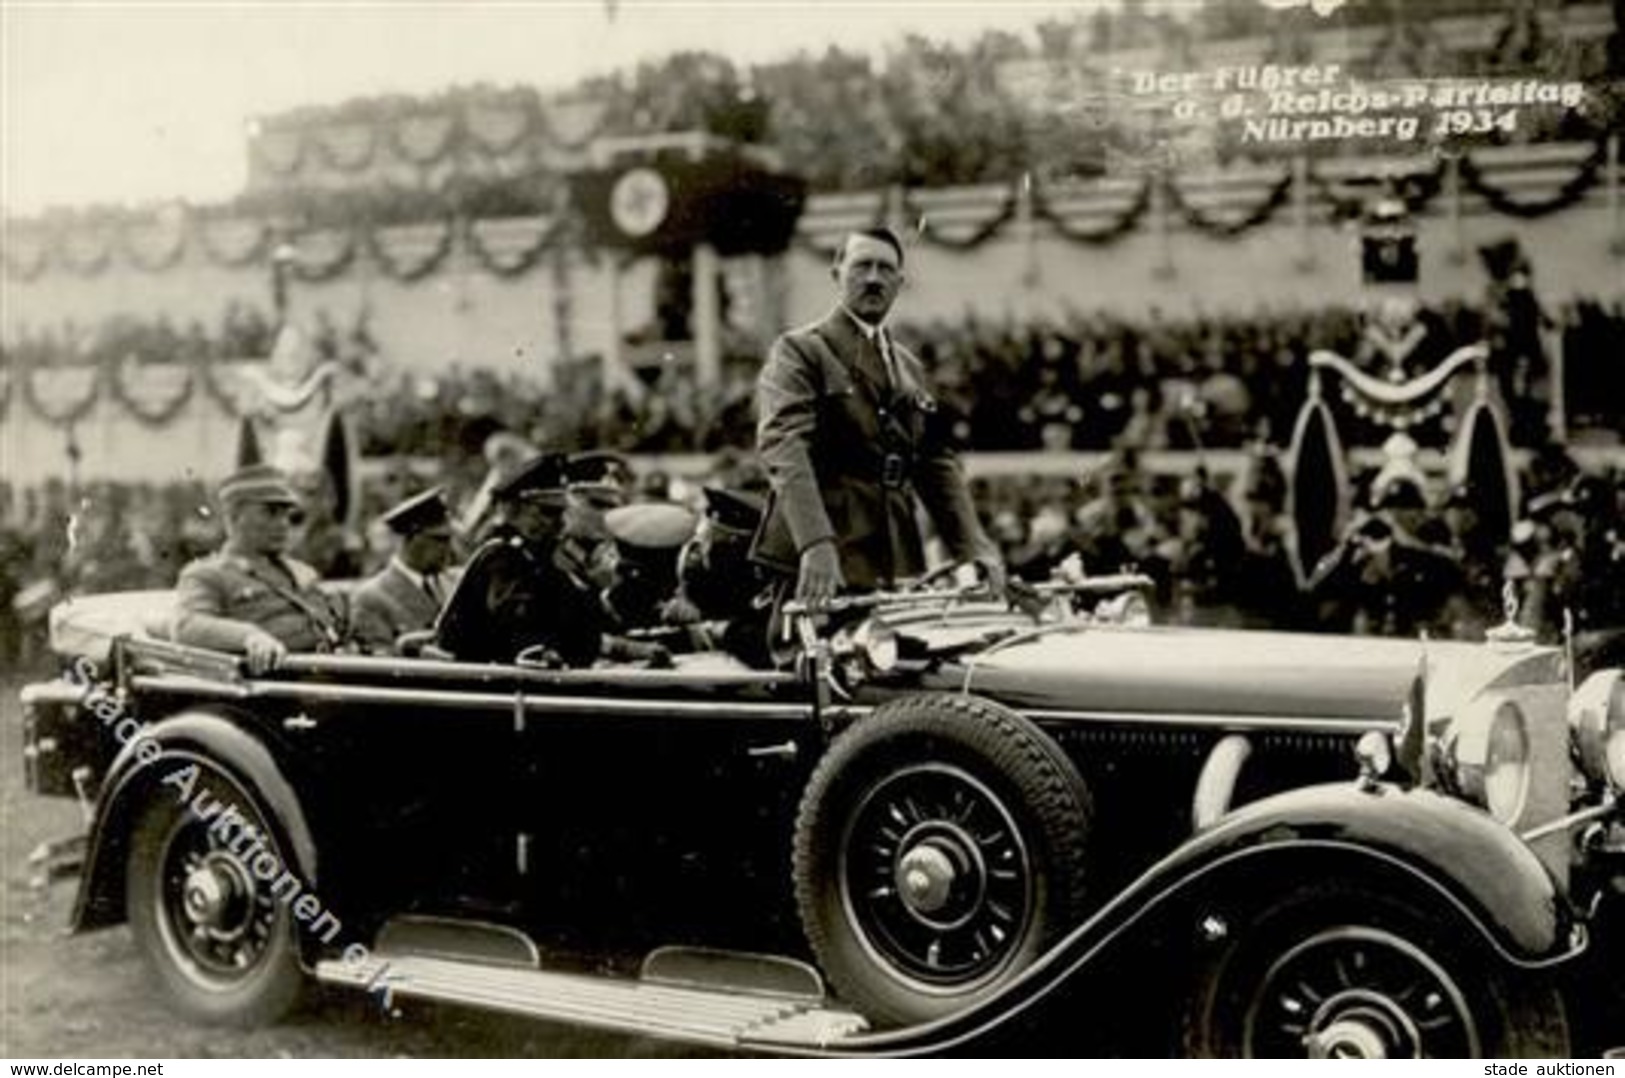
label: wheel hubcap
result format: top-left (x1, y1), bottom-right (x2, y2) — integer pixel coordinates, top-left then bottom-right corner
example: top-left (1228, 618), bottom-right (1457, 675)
top-left (1304, 1002), bottom-right (1411, 1059)
top-left (155, 801), bottom-right (280, 987)
top-left (895, 834), bottom-right (978, 921)
top-left (182, 857), bottom-right (251, 933)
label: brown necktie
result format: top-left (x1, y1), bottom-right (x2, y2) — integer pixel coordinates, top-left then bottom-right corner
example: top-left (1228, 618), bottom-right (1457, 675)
top-left (860, 331), bottom-right (892, 394)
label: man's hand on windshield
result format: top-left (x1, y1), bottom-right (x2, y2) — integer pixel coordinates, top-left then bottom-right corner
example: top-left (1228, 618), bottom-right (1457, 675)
top-left (973, 552), bottom-right (1008, 601)
top-left (797, 538), bottom-right (845, 608)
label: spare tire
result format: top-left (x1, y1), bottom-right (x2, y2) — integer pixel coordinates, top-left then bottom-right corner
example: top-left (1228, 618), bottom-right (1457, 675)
top-left (793, 693), bottom-right (1093, 1026)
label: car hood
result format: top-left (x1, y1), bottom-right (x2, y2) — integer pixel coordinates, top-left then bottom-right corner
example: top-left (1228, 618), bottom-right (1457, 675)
top-left (933, 622), bottom-right (1559, 724)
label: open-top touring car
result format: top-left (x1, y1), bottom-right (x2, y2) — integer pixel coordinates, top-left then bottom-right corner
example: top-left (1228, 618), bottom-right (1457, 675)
top-left (18, 578), bottom-right (1625, 1057)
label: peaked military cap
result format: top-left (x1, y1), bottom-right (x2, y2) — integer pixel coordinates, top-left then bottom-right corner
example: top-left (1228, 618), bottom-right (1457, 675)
top-left (380, 486), bottom-right (451, 536)
top-left (605, 502), bottom-right (697, 554)
top-left (701, 487), bottom-right (765, 535)
top-left (218, 464), bottom-right (300, 508)
top-left (567, 450), bottom-right (632, 507)
top-left (493, 451), bottom-right (570, 506)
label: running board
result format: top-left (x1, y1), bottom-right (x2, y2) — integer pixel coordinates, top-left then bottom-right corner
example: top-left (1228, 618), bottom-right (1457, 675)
top-left (315, 948), bottom-right (869, 1051)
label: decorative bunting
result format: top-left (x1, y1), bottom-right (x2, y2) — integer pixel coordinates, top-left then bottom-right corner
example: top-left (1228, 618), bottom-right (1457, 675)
top-left (901, 182), bottom-right (1020, 251)
top-left (1163, 170), bottom-right (1293, 238)
top-left (106, 357), bottom-right (196, 427)
top-left (1458, 143), bottom-right (1606, 219)
top-left (1030, 174), bottom-right (1152, 246)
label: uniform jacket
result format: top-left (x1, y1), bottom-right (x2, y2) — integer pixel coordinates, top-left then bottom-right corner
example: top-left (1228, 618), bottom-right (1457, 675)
top-left (751, 309), bottom-right (991, 589)
top-left (174, 550), bottom-right (346, 654)
top-left (435, 529), bottom-right (604, 666)
top-left (350, 560), bottom-right (460, 654)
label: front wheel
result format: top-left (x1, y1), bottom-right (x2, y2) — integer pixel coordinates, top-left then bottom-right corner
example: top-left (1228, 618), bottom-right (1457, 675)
top-left (793, 694), bottom-right (1092, 1026)
top-left (126, 767), bottom-right (306, 1026)
top-left (1182, 885), bottom-right (1570, 1058)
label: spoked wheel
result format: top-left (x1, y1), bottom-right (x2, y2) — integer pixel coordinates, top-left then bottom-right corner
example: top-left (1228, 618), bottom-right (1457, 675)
top-left (126, 769), bottom-right (305, 1026)
top-left (795, 695), bottom-right (1092, 1026)
top-left (1244, 925), bottom-right (1480, 1057)
top-left (1183, 886), bottom-right (1570, 1058)
top-left (841, 761), bottom-right (1035, 989)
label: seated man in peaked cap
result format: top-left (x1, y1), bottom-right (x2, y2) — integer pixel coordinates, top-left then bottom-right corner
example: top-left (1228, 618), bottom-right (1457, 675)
top-left (435, 452), bottom-right (608, 666)
top-left (350, 486), bottom-right (461, 654)
top-left (666, 487), bottom-right (773, 667)
top-left (556, 450), bottom-right (632, 593)
top-left (600, 501), bottom-right (698, 634)
top-left (174, 464), bottom-right (348, 673)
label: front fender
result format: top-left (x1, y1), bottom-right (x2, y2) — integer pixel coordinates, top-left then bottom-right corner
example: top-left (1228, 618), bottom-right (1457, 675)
top-left (1184, 782), bottom-right (1569, 958)
top-left (73, 709), bottom-right (318, 932)
top-left (786, 782), bottom-right (1577, 1057)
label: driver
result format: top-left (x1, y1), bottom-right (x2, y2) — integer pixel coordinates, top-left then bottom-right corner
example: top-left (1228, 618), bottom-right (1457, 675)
top-left (751, 227), bottom-right (1005, 609)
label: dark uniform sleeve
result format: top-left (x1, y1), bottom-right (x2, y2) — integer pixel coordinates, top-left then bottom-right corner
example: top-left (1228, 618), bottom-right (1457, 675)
top-left (756, 335), bottom-right (836, 555)
top-left (437, 541), bottom-right (603, 666)
top-left (435, 544), bottom-right (504, 661)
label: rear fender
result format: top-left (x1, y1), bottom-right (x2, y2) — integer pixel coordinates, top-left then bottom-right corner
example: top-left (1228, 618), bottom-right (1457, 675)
top-left (73, 709), bottom-right (318, 937)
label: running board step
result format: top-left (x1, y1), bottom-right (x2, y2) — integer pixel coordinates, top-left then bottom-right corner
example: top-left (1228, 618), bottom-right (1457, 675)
top-left (315, 951), bottom-right (869, 1050)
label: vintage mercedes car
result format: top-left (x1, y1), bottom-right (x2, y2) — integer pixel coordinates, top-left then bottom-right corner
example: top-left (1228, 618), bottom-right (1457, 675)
top-left (18, 580), bottom-right (1625, 1057)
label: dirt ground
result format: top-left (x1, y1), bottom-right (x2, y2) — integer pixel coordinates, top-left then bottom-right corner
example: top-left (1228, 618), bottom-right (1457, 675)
top-left (0, 675), bottom-right (720, 1059)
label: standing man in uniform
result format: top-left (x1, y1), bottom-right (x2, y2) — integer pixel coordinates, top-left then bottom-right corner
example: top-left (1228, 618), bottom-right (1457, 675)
top-left (350, 486), bottom-right (460, 654)
top-left (752, 227), bottom-right (1005, 607)
top-left (173, 464), bottom-right (347, 673)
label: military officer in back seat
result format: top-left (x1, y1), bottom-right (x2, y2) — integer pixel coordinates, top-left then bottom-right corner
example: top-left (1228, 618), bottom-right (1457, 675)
top-left (557, 450), bottom-right (631, 592)
top-left (350, 486), bottom-right (460, 654)
top-left (600, 501), bottom-right (698, 634)
top-left (174, 464), bottom-right (348, 673)
top-left (665, 487), bottom-right (773, 666)
top-left (435, 452), bottom-right (606, 666)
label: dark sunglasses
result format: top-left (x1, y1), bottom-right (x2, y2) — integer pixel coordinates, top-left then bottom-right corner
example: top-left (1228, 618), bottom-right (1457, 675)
top-left (260, 503), bottom-right (307, 525)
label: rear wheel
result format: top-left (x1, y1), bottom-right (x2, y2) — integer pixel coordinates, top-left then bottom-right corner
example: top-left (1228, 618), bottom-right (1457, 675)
top-left (794, 694), bottom-right (1092, 1026)
top-left (1182, 884), bottom-right (1570, 1057)
top-left (126, 768), bottom-right (306, 1026)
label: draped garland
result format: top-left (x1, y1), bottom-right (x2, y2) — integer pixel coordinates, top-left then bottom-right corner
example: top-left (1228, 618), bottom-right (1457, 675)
top-left (1029, 174), bottom-right (1152, 246)
top-left (18, 362), bottom-right (102, 427)
top-left (464, 216), bottom-right (566, 278)
top-left (1306, 158), bottom-right (1447, 221)
top-left (793, 190), bottom-right (889, 261)
top-left (902, 182), bottom-right (1020, 251)
top-left (105, 356), bottom-right (197, 427)
top-left (308, 123), bottom-right (380, 173)
top-left (1162, 170), bottom-right (1293, 238)
top-left (1457, 142), bottom-right (1607, 219)
top-left (118, 221), bottom-right (189, 273)
top-left (5, 138), bottom-right (1612, 284)
top-left (191, 217), bottom-right (272, 268)
top-left (2, 232), bottom-right (52, 282)
top-left (286, 230), bottom-right (359, 282)
top-left (362, 218), bottom-right (459, 282)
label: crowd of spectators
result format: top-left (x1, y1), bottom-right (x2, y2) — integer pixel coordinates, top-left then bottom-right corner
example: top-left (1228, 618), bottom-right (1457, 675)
top-left (17, 293), bottom-right (1619, 456)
